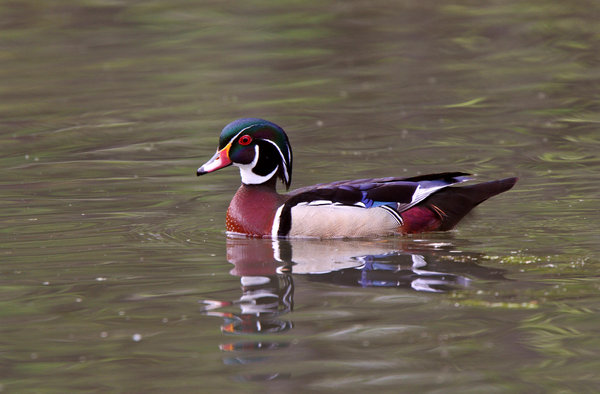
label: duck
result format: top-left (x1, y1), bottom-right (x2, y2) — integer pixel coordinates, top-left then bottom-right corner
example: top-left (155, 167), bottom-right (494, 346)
top-left (197, 118), bottom-right (517, 238)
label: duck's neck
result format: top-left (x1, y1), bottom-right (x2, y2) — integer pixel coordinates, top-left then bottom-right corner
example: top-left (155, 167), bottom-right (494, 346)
top-left (226, 177), bottom-right (283, 237)
top-left (242, 175), bottom-right (279, 191)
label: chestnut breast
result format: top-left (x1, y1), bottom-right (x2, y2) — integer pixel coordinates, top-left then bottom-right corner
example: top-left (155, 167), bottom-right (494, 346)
top-left (226, 184), bottom-right (284, 236)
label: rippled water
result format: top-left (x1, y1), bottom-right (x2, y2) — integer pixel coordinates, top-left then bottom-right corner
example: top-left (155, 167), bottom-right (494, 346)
top-left (2, 1), bottom-right (600, 392)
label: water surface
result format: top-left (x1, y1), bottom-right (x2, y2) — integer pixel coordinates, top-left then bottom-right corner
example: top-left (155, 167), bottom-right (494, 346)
top-left (1, 1), bottom-right (599, 392)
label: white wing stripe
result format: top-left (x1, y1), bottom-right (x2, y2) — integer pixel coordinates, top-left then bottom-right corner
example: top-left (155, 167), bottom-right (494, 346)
top-left (380, 205), bottom-right (403, 226)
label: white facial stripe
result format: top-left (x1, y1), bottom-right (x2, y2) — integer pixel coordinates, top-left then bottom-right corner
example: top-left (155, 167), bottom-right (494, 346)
top-left (224, 125), bottom-right (254, 147)
top-left (225, 125), bottom-right (289, 185)
top-left (235, 145), bottom-right (279, 185)
top-left (261, 138), bottom-right (290, 183)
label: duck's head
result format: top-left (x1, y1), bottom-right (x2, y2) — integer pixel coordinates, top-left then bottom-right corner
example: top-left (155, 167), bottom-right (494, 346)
top-left (197, 118), bottom-right (293, 189)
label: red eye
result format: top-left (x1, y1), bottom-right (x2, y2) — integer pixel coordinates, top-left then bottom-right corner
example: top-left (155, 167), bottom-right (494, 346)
top-left (238, 135), bottom-right (252, 146)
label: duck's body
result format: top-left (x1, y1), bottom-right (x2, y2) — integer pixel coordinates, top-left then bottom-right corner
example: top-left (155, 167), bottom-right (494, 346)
top-left (198, 118), bottom-right (517, 238)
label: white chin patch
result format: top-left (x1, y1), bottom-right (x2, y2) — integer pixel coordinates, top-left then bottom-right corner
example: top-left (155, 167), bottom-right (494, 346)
top-left (237, 164), bottom-right (278, 185)
top-left (235, 145), bottom-right (278, 185)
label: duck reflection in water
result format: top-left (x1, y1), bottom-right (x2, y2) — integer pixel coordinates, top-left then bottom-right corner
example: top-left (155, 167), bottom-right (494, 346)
top-left (201, 237), bottom-right (507, 381)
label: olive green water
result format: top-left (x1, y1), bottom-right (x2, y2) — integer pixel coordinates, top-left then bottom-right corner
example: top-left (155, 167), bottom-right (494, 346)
top-left (2, 1), bottom-right (600, 392)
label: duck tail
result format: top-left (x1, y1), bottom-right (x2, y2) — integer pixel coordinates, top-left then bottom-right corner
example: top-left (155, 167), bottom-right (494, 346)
top-left (423, 177), bottom-right (518, 231)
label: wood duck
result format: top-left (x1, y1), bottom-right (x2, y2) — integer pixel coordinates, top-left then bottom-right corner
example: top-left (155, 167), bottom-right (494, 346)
top-left (197, 118), bottom-right (517, 238)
